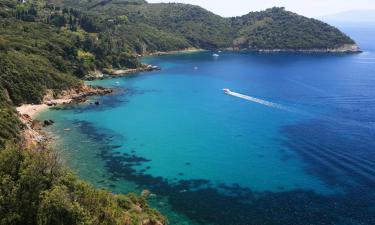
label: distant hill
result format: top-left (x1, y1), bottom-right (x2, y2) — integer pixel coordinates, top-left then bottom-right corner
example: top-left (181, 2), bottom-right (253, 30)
top-left (322, 10), bottom-right (375, 23)
top-left (49, 0), bottom-right (358, 52)
top-left (230, 7), bottom-right (357, 51)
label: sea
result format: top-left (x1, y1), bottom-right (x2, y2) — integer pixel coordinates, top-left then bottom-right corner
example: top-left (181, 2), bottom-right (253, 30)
top-left (38, 22), bottom-right (375, 225)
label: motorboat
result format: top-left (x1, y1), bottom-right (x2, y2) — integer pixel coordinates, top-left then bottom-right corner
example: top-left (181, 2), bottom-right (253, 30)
top-left (213, 53), bottom-right (219, 57)
top-left (222, 88), bottom-right (231, 94)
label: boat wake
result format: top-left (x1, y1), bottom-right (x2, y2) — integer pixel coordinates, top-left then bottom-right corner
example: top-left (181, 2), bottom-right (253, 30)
top-left (223, 89), bottom-right (289, 111)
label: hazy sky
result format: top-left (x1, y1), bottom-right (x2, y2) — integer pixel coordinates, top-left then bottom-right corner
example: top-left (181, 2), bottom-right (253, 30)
top-left (147, 0), bottom-right (375, 18)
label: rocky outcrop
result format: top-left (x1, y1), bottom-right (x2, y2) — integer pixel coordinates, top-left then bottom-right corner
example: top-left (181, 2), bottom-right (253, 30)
top-left (17, 84), bottom-right (113, 149)
top-left (18, 114), bottom-right (47, 150)
top-left (84, 65), bottom-right (161, 81)
top-left (228, 44), bottom-right (361, 53)
top-left (42, 84), bottom-right (112, 105)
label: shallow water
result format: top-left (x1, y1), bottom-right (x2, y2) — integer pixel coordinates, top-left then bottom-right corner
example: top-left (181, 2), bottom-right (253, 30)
top-left (38, 23), bottom-right (375, 225)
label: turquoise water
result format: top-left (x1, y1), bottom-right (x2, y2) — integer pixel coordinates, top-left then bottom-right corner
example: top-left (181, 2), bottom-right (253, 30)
top-left (38, 24), bottom-right (375, 225)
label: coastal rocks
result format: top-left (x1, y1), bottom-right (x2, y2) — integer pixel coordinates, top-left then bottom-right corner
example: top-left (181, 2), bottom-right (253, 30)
top-left (40, 85), bottom-right (112, 107)
top-left (46, 102), bottom-right (56, 106)
top-left (43, 120), bottom-right (54, 127)
top-left (84, 64), bottom-right (161, 80)
top-left (141, 219), bottom-right (164, 225)
top-left (141, 189), bottom-right (151, 198)
top-left (17, 114), bottom-right (48, 149)
top-left (143, 48), bottom-right (203, 56)
top-left (16, 84), bottom-right (113, 150)
top-left (54, 84), bottom-right (113, 105)
top-left (330, 44), bottom-right (361, 53)
top-left (229, 44), bottom-right (361, 53)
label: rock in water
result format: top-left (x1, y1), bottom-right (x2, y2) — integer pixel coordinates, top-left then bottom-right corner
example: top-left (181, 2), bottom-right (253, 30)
top-left (141, 189), bottom-right (151, 198)
top-left (43, 120), bottom-right (55, 127)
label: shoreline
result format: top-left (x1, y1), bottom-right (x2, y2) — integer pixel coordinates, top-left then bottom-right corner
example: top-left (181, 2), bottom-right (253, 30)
top-left (142, 48), bottom-right (205, 56)
top-left (17, 84), bottom-right (113, 149)
top-left (82, 45), bottom-right (360, 82)
top-left (226, 44), bottom-right (362, 53)
top-left (85, 48), bottom-right (204, 81)
top-left (16, 99), bottom-right (72, 119)
top-left (85, 64), bottom-right (161, 81)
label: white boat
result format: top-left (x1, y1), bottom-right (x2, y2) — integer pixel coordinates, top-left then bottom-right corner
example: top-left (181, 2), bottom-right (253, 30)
top-left (213, 53), bottom-right (219, 57)
top-left (222, 88), bottom-right (231, 94)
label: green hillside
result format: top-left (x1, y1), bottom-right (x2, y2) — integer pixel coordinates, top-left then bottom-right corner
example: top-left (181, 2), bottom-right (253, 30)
top-left (89, 3), bottom-right (232, 49)
top-left (231, 7), bottom-right (356, 50)
top-left (49, 0), bottom-right (357, 51)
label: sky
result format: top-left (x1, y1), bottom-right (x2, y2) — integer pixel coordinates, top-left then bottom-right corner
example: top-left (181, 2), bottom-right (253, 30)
top-left (147, 0), bottom-right (375, 18)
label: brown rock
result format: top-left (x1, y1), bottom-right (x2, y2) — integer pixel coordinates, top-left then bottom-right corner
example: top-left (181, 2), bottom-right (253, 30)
top-left (141, 189), bottom-right (151, 198)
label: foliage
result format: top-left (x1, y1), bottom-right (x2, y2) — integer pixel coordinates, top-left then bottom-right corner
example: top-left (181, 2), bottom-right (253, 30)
top-left (92, 3), bottom-right (232, 49)
top-left (0, 91), bottom-right (21, 149)
top-left (231, 7), bottom-right (355, 50)
top-left (50, 1), bottom-right (356, 51)
top-left (0, 145), bottom-right (166, 225)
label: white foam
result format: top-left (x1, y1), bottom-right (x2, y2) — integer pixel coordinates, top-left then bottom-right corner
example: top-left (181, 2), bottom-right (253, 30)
top-left (225, 90), bottom-right (288, 111)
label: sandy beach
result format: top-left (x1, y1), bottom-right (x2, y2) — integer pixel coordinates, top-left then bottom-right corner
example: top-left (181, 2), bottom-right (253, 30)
top-left (16, 99), bottom-right (73, 119)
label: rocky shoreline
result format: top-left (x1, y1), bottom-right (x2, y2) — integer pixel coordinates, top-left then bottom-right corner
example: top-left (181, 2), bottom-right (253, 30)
top-left (85, 64), bottom-right (161, 81)
top-left (143, 48), bottom-right (205, 56)
top-left (84, 48), bottom-right (204, 81)
top-left (17, 84), bottom-right (113, 149)
top-left (227, 44), bottom-right (362, 53)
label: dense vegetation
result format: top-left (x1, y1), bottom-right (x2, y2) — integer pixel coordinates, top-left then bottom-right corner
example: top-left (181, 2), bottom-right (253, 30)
top-left (231, 7), bottom-right (355, 50)
top-left (0, 0), bottom-right (141, 104)
top-left (0, 2), bottom-right (164, 224)
top-left (85, 2), bottom-right (232, 49)
top-left (0, 90), bottom-right (21, 149)
top-left (50, 0), bottom-right (356, 51)
top-left (0, 145), bottom-right (165, 225)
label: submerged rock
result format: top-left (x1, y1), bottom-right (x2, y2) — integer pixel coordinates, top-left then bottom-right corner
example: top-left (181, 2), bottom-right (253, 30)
top-left (141, 189), bottom-right (151, 198)
top-left (43, 120), bottom-right (55, 127)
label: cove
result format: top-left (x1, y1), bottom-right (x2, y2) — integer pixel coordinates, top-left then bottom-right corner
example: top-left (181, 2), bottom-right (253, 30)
top-left (38, 24), bottom-right (375, 225)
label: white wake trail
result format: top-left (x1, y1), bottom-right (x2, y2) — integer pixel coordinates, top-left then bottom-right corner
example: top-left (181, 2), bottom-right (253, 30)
top-left (224, 89), bottom-right (289, 111)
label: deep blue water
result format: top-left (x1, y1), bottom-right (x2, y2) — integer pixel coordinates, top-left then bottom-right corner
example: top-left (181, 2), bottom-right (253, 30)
top-left (39, 23), bottom-right (375, 225)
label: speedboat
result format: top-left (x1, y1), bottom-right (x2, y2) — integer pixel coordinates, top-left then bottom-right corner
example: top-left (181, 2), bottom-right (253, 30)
top-left (222, 88), bottom-right (231, 94)
top-left (213, 53), bottom-right (219, 57)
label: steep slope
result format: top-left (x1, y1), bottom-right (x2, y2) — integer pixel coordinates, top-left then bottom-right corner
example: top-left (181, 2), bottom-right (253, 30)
top-left (98, 3), bottom-right (233, 49)
top-left (0, 19), bottom-right (79, 105)
top-left (52, 0), bottom-right (232, 49)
